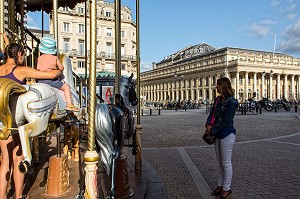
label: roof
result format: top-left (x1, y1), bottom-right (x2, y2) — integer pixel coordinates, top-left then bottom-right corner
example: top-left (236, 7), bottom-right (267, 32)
top-left (157, 43), bottom-right (216, 64)
top-left (16, 0), bottom-right (85, 14)
top-left (76, 71), bottom-right (130, 79)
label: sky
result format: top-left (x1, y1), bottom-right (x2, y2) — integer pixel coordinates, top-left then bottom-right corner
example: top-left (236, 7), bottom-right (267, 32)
top-left (27, 0), bottom-right (300, 72)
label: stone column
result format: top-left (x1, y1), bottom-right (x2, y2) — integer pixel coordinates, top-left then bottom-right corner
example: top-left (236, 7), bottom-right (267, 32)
top-left (284, 75), bottom-right (288, 98)
top-left (270, 74), bottom-right (273, 100)
top-left (196, 77), bottom-right (199, 100)
top-left (202, 77), bottom-right (205, 100)
top-left (262, 73), bottom-right (265, 98)
top-left (245, 72), bottom-right (248, 101)
top-left (236, 71), bottom-right (239, 100)
top-left (291, 75), bottom-right (295, 99)
top-left (277, 74), bottom-right (281, 99)
top-left (298, 76), bottom-right (300, 99)
top-left (185, 79), bottom-right (189, 101)
top-left (253, 72), bottom-right (257, 100)
top-left (208, 75), bottom-right (212, 100)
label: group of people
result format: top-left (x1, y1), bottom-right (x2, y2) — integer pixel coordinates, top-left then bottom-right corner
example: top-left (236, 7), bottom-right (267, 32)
top-left (0, 32), bottom-right (78, 198)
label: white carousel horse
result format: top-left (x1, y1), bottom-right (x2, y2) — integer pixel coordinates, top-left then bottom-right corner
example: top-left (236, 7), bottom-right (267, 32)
top-left (0, 54), bottom-right (81, 173)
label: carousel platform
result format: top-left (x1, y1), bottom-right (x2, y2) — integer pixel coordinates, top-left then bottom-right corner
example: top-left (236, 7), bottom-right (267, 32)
top-left (17, 135), bottom-right (166, 199)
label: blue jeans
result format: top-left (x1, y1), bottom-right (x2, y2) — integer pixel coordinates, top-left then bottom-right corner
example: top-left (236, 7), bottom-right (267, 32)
top-left (214, 133), bottom-right (235, 191)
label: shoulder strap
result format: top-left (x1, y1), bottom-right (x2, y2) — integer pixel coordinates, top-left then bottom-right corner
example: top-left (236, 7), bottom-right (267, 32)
top-left (11, 65), bottom-right (18, 72)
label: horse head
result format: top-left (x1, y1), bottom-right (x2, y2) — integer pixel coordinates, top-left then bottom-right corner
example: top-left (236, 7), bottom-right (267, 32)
top-left (120, 73), bottom-right (138, 107)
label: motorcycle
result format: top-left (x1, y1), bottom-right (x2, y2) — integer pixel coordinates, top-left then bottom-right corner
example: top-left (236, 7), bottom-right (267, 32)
top-left (257, 97), bottom-right (273, 111)
top-left (273, 97), bottom-right (290, 111)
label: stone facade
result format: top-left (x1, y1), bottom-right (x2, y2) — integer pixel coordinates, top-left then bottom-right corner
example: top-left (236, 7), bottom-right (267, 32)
top-left (141, 43), bottom-right (300, 102)
top-left (49, 0), bottom-right (137, 78)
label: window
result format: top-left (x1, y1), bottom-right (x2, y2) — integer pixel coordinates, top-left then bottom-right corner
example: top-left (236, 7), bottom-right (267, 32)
top-left (78, 61), bottom-right (85, 68)
top-left (78, 7), bottom-right (84, 13)
top-left (78, 24), bottom-right (85, 34)
top-left (63, 38), bottom-right (70, 53)
top-left (97, 26), bottom-right (100, 36)
top-left (78, 40), bottom-right (85, 55)
top-left (121, 44), bottom-right (125, 56)
top-left (121, 64), bottom-right (126, 70)
top-left (106, 28), bottom-right (112, 37)
top-left (106, 42), bottom-right (112, 55)
top-left (121, 30), bottom-right (125, 38)
top-left (63, 22), bottom-right (70, 32)
top-left (105, 63), bottom-right (114, 70)
top-left (105, 11), bottom-right (112, 17)
top-left (63, 7), bottom-right (69, 11)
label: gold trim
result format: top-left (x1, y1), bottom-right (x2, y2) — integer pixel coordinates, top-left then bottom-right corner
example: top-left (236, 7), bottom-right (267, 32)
top-left (84, 156), bottom-right (99, 162)
top-left (0, 78), bottom-right (26, 140)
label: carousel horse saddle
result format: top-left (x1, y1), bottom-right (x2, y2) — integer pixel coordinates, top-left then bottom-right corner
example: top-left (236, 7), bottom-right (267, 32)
top-left (25, 83), bottom-right (67, 115)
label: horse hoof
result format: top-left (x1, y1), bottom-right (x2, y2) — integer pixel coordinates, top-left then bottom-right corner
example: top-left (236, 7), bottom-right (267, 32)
top-left (18, 161), bottom-right (31, 174)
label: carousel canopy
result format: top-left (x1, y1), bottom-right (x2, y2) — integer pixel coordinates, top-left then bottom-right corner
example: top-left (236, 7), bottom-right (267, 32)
top-left (16, 0), bottom-right (86, 14)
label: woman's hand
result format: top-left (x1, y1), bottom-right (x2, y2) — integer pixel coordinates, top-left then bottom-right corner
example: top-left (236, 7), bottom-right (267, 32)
top-left (205, 125), bottom-right (212, 134)
top-left (50, 69), bottom-right (62, 78)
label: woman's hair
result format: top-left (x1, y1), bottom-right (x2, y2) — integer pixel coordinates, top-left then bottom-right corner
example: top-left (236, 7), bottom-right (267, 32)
top-left (5, 43), bottom-right (24, 65)
top-left (217, 77), bottom-right (234, 98)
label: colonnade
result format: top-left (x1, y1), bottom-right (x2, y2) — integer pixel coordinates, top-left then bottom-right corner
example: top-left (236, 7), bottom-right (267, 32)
top-left (141, 71), bottom-right (300, 102)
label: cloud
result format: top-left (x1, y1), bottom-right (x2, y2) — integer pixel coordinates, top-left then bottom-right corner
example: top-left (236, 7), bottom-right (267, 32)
top-left (26, 15), bottom-right (39, 29)
top-left (271, 0), bottom-right (281, 7)
top-left (279, 19), bottom-right (300, 55)
top-left (242, 19), bottom-right (277, 38)
top-left (140, 61), bottom-right (153, 72)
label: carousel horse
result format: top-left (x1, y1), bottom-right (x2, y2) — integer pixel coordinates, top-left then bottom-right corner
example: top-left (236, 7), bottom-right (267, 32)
top-left (95, 73), bottom-right (138, 198)
top-left (0, 54), bottom-right (81, 174)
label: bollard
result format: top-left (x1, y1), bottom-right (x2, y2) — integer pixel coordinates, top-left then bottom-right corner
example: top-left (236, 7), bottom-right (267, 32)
top-left (150, 108), bottom-right (152, 115)
top-left (259, 107), bottom-right (262, 114)
top-left (244, 106), bottom-right (247, 114)
top-left (142, 109), bottom-right (143, 116)
top-left (158, 107), bottom-right (161, 115)
top-left (185, 104), bottom-right (187, 111)
top-left (275, 106), bottom-right (277, 113)
top-left (256, 106), bottom-right (258, 113)
top-left (295, 105), bottom-right (298, 113)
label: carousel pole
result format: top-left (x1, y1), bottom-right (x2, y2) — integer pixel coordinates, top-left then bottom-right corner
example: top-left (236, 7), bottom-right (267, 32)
top-left (45, 0), bottom-right (71, 196)
top-left (114, 0), bottom-right (121, 96)
top-left (84, 0), bottom-right (99, 198)
top-left (0, 0), bottom-right (4, 48)
top-left (135, 0), bottom-right (142, 172)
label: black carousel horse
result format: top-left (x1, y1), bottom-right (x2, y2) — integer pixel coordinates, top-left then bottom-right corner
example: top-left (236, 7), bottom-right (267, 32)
top-left (95, 73), bottom-right (138, 198)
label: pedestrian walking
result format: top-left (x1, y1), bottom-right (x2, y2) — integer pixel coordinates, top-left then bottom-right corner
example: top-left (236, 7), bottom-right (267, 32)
top-left (205, 77), bottom-right (238, 199)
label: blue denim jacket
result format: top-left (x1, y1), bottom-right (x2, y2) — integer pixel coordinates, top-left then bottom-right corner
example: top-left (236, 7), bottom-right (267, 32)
top-left (206, 96), bottom-right (238, 139)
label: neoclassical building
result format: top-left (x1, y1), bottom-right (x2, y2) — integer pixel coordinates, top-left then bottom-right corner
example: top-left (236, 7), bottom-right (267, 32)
top-left (141, 43), bottom-right (300, 102)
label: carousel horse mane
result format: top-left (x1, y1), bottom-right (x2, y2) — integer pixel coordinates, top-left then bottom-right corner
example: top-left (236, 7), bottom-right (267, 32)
top-left (95, 74), bottom-right (137, 175)
top-left (0, 78), bottom-right (26, 140)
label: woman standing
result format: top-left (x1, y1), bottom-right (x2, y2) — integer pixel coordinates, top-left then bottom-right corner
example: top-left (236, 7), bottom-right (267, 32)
top-left (0, 42), bottom-right (61, 199)
top-left (205, 77), bottom-right (238, 199)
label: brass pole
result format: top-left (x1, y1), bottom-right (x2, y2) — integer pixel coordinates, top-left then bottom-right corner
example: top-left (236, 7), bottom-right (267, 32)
top-left (114, 0), bottom-right (121, 96)
top-left (42, 2), bottom-right (44, 37)
top-left (53, 0), bottom-right (58, 51)
top-left (135, 0), bottom-right (142, 172)
top-left (0, 0), bottom-right (4, 48)
top-left (84, 0), bottom-right (99, 198)
top-left (8, 0), bottom-right (15, 32)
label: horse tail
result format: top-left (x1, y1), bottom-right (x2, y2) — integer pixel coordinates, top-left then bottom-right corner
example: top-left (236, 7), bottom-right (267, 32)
top-left (95, 103), bottom-right (114, 175)
top-left (0, 78), bottom-right (26, 140)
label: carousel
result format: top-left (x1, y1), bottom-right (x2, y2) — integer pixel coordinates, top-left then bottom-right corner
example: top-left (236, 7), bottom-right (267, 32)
top-left (0, 0), bottom-right (143, 199)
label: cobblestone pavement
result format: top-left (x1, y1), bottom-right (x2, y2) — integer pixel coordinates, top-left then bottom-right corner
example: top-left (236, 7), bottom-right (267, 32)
top-left (140, 108), bottom-right (300, 199)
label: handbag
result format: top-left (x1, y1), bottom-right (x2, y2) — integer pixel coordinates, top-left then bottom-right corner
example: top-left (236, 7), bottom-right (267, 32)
top-left (202, 133), bottom-right (216, 145)
top-left (202, 97), bottom-right (219, 145)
